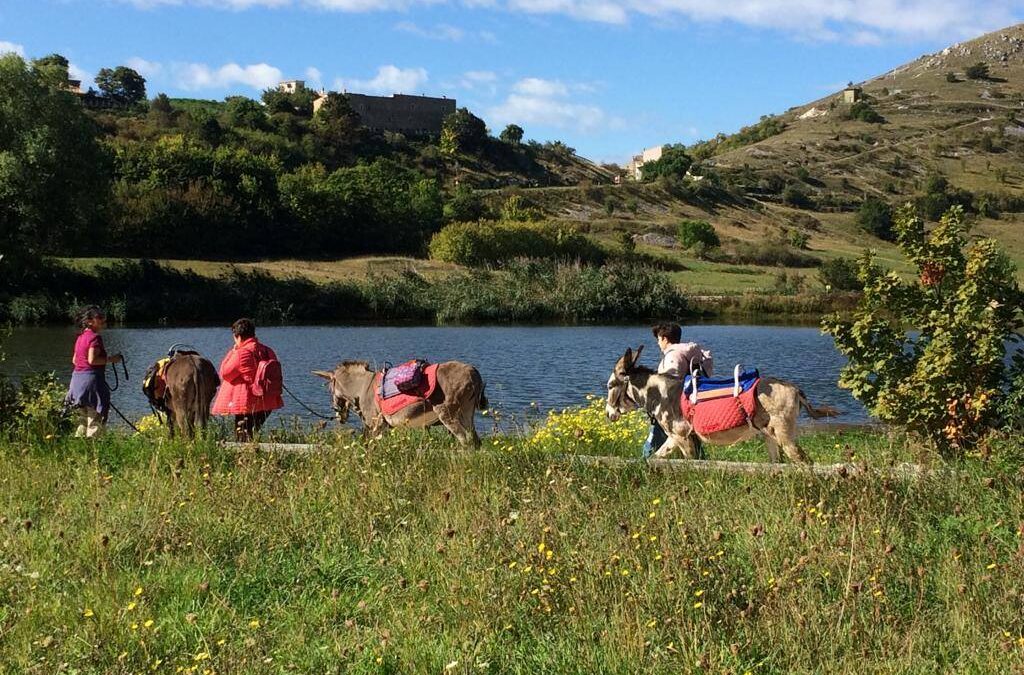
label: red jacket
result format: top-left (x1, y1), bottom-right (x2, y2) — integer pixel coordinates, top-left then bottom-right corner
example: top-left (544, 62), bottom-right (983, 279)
top-left (211, 338), bottom-right (284, 415)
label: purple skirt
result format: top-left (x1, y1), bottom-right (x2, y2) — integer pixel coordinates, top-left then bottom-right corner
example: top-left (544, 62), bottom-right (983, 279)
top-left (66, 370), bottom-right (110, 420)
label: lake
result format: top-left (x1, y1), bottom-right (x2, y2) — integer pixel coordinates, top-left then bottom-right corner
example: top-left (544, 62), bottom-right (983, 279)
top-left (2, 324), bottom-right (868, 430)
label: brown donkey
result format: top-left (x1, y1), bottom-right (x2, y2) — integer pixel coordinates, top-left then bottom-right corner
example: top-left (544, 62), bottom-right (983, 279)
top-left (314, 361), bottom-right (488, 447)
top-left (605, 346), bottom-right (838, 463)
top-left (145, 354), bottom-right (220, 439)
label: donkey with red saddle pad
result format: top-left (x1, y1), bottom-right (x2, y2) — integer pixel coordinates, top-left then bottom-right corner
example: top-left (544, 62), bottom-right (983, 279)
top-left (314, 359), bottom-right (487, 447)
top-left (680, 366), bottom-right (761, 437)
top-left (605, 346), bottom-right (839, 463)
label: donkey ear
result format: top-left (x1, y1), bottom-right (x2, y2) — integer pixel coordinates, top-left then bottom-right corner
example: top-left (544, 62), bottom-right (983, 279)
top-left (621, 347), bottom-right (634, 368)
top-left (312, 370), bottom-right (334, 381)
top-left (633, 344), bottom-right (644, 365)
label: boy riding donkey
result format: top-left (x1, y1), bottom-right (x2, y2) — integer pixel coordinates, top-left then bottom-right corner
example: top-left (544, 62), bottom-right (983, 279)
top-left (643, 322), bottom-right (712, 458)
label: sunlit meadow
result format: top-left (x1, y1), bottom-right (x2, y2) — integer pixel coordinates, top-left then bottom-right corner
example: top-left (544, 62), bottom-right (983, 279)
top-left (1, 400), bottom-right (1023, 673)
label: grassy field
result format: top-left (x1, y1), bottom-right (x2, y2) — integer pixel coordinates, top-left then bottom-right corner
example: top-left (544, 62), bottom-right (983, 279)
top-left (2, 425), bottom-right (1023, 673)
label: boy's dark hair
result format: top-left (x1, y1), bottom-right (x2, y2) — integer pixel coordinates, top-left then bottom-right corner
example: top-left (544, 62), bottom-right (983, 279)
top-left (232, 318), bottom-right (256, 340)
top-left (76, 305), bottom-right (105, 331)
top-left (651, 322), bottom-right (682, 344)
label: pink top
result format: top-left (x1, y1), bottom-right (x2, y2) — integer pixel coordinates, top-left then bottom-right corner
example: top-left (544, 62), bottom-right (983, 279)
top-left (73, 328), bottom-right (105, 372)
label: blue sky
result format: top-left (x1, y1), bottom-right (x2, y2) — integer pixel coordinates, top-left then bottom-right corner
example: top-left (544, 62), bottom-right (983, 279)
top-left (2, 0), bottom-right (1022, 162)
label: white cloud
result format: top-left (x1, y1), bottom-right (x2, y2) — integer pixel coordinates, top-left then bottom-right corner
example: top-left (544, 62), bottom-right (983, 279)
top-left (0, 41), bottom-right (25, 56)
top-left (489, 76), bottom-right (619, 132)
top-left (126, 56), bottom-right (163, 78)
top-left (395, 21), bottom-right (465, 41)
top-left (337, 65), bottom-right (428, 94)
top-left (173, 61), bottom-right (283, 90)
top-left (113, 0), bottom-right (1024, 43)
top-left (513, 77), bottom-right (568, 97)
top-left (305, 66), bottom-right (323, 86)
top-left (445, 69), bottom-right (499, 94)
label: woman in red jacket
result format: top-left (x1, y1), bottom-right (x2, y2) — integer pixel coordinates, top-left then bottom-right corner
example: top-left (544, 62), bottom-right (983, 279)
top-left (211, 318), bottom-right (284, 441)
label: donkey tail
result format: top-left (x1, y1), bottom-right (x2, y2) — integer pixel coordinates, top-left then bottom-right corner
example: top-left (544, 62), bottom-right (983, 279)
top-left (799, 390), bottom-right (840, 419)
top-left (477, 381), bottom-right (489, 411)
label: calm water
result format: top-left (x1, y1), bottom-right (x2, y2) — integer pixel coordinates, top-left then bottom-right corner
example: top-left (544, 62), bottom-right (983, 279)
top-left (3, 325), bottom-right (868, 429)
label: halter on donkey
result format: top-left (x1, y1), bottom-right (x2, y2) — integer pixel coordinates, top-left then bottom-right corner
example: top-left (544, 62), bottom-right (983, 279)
top-left (605, 346), bottom-right (839, 463)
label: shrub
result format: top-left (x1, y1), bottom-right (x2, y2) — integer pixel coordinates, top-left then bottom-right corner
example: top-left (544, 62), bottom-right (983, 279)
top-left (443, 184), bottom-right (485, 223)
top-left (15, 372), bottom-right (71, 439)
top-left (823, 205), bottom-right (1023, 455)
top-left (428, 221), bottom-right (604, 267)
top-left (844, 101), bottom-right (885, 124)
top-left (772, 270), bottom-right (806, 295)
top-left (782, 184), bottom-right (813, 209)
top-left (788, 229), bottom-right (810, 250)
top-left (965, 62), bottom-right (990, 80)
top-left (818, 257), bottom-right (861, 291)
top-left (675, 219), bottom-right (720, 250)
top-left (946, 72), bottom-right (958, 83)
top-left (856, 196), bottom-right (894, 240)
top-left (730, 242), bottom-right (820, 268)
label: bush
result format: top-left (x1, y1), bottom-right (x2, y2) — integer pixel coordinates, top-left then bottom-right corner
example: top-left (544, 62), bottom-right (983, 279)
top-left (443, 184), bottom-right (486, 223)
top-left (844, 101), bottom-right (885, 124)
top-left (817, 257), bottom-right (861, 291)
top-left (675, 219), bottom-right (720, 250)
top-left (965, 62), bottom-right (990, 80)
top-left (823, 205), bottom-right (1023, 455)
top-left (782, 184), bottom-right (813, 209)
top-left (428, 221), bottom-right (605, 267)
top-left (946, 72), bottom-right (958, 83)
top-left (856, 196), bottom-right (894, 240)
top-left (729, 241), bottom-right (820, 268)
top-left (14, 372), bottom-right (71, 439)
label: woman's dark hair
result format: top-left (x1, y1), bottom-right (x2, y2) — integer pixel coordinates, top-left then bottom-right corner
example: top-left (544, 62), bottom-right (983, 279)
top-left (232, 318), bottom-right (256, 340)
top-left (76, 305), bottom-right (106, 332)
top-left (651, 322), bottom-right (682, 344)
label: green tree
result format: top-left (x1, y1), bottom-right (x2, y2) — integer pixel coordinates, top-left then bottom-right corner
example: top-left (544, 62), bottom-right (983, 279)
top-left (817, 257), bottom-right (860, 291)
top-left (782, 184), bottom-right (813, 209)
top-left (640, 144), bottom-right (692, 181)
top-left (443, 183), bottom-right (485, 222)
top-left (223, 96), bottom-right (266, 130)
top-left (31, 53), bottom-right (70, 87)
top-left (311, 93), bottom-right (363, 166)
top-left (440, 107), bottom-right (487, 155)
top-left (499, 124), bottom-right (524, 145)
top-left (0, 54), bottom-right (110, 259)
top-left (262, 87), bottom-right (317, 117)
top-left (856, 196), bottom-right (894, 240)
top-left (148, 93), bottom-right (176, 126)
top-left (823, 205), bottom-right (1022, 454)
top-left (676, 219), bottom-right (720, 250)
top-left (94, 66), bottom-right (147, 105)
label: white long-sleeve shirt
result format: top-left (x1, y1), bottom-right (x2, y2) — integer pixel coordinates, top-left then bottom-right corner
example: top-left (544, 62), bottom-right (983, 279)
top-left (657, 342), bottom-right (711, 378)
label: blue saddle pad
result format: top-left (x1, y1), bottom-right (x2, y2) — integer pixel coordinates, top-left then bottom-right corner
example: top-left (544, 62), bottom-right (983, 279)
top-left (683, 367), bottom-right (760, 397)
top-left (379, 365), bottom-right (402, 400)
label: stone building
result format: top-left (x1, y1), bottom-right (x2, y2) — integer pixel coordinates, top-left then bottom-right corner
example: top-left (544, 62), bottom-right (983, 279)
top-left (278, 80), bottom-right (306, 94)
top-left (842, 85), bottom-right (863, 103)
top-left (312, 91), bottom-right (455, 136)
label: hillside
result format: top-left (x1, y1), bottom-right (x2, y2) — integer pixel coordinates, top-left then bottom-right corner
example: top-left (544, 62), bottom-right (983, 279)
top-left (513, 23), bottom-right (1024, 288)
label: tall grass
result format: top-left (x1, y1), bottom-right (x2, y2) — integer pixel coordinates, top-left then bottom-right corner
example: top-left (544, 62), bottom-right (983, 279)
top-left (1, 429), bottom-right (1022, 672)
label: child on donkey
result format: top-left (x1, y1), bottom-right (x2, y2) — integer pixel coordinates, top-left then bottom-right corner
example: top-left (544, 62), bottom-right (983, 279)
top-left (642, 322), bottom-right (713, 458)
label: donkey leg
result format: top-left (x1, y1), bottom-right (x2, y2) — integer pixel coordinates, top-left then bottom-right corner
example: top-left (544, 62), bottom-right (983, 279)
top-left (436, 406), bottom-right (472, 447)
top-left (762, 429), bottom-right (782, 463)
top-left (773, 418), bottom-right (811, 464)
top-left (457, 400), bottom-right (481, 449)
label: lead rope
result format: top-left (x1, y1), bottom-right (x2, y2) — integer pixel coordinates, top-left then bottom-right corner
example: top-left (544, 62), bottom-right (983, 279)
top-left (282, 382), bottom-right (336, 421)
top-left (105, 358), bottom-right (142, 433)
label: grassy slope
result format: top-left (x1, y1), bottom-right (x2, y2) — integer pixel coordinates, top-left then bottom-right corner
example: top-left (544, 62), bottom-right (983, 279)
top-left (1, 430), bottom-right (1022, 673)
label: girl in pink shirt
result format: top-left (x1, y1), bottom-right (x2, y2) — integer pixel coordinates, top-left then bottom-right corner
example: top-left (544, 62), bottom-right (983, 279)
top-left (65, 306), bottom-right (122, 437)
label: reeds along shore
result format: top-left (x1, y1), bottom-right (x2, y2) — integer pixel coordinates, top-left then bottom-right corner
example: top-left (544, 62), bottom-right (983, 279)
top-left (2, 258), bottom-right (690, 325)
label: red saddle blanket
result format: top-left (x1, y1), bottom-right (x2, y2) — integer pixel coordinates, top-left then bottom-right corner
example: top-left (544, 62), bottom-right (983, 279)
top-left (680, 379), bottom-right (760, 436)
top-left (375, 364), bottom-right (440, 416)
